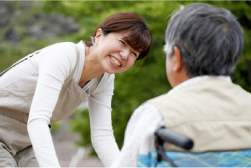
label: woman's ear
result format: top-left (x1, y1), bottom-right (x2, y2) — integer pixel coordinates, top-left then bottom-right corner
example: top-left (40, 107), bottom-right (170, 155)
top-left (95, 28), bottom-right (103, 43)
top-left (171, 46), bottom-right (183, 72)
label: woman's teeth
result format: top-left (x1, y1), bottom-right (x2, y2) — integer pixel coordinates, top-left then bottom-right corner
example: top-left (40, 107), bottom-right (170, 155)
top-left (111, 56), bottom-right (121, 67)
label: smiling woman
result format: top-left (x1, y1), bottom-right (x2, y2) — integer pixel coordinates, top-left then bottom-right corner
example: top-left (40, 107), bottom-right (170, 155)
top-left (89, 12), bottom-right (152, 60)
top-left (88, 30), bottom-right (142, 75)
top-left (0, 12), bottom-right (152, 167)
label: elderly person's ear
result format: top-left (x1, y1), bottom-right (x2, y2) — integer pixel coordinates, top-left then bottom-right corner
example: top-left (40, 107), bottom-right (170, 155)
top-left (171, 46), bottom-right (183, 72)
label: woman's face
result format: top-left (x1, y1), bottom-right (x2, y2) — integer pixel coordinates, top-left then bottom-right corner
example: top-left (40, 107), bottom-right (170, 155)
top-left (95, 30), bottom-right (140, 74)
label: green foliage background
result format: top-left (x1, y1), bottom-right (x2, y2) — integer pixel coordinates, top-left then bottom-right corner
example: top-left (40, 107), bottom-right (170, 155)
top-left (1, 1), bottom-right (251, 155)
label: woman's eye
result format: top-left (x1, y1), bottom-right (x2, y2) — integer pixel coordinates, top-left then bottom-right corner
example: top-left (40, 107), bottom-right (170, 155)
top-left (132, 52), bottom-right (138, 58)
top-left (120, 40), bottom-right (126, 46)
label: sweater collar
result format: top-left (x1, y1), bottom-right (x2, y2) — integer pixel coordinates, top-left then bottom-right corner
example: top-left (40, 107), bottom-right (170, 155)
top-left (168, 76), bottom-right (232, 94)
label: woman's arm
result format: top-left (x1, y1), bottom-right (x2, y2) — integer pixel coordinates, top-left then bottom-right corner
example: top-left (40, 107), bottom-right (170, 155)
top-left (28, 43), bottom-right (77, 167)
top-left (88, 74), bottom-right (120, 166)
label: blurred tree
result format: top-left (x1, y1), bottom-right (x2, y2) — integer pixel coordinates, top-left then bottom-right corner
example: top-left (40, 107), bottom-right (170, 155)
top-left (0, 1), bottom-right (80, 71)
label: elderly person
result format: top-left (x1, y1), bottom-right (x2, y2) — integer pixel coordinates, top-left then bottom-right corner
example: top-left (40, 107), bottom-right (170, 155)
top-left (112, 3), bottom-right (251, 167)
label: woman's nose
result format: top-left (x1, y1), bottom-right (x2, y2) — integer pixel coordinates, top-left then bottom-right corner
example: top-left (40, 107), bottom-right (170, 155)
top-left (120, 48), bottom-right (130, 60)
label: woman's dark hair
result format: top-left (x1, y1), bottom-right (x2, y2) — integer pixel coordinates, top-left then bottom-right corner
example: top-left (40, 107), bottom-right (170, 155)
top-left (85, 12), bottom-right (152, 60)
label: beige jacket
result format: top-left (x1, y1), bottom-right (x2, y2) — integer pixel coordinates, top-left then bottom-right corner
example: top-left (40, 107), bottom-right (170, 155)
top-left (148, 78), bottom-right (251, 152)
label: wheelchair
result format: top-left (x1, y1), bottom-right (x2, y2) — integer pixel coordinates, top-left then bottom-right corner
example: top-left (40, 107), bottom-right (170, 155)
top-left (137, 126), bottom-right (251, 167)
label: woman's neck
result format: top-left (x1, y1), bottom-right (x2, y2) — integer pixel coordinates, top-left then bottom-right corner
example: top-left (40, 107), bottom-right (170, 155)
top-left (78, 47), bottom-right (104, 87)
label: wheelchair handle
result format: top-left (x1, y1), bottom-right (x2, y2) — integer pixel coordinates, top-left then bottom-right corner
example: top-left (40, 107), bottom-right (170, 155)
top-left (154, 126), bottom-right (194, 150)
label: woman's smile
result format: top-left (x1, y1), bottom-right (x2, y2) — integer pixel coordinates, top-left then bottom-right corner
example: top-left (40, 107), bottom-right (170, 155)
top-left (109, 55), bottom-right (122, 68)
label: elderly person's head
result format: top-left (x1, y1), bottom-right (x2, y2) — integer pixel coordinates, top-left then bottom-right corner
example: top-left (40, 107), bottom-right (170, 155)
top-left (164, 3), bottom-right (244, 87)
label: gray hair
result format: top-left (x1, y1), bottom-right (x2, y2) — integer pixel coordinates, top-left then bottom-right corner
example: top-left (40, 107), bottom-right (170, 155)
top-left (164, 3), bottom-right (244, 77)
